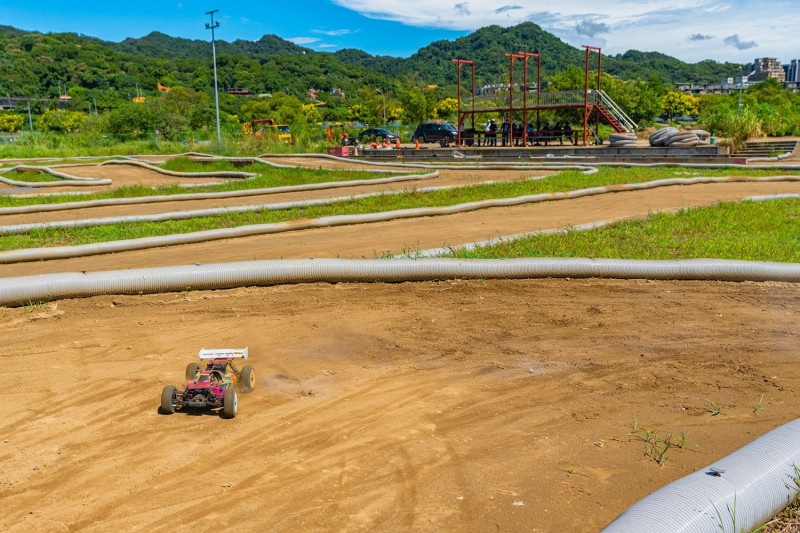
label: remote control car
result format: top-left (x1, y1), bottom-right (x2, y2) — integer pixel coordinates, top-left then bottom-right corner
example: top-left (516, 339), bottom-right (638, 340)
top-left (160, 348), bottom-right (255, 418)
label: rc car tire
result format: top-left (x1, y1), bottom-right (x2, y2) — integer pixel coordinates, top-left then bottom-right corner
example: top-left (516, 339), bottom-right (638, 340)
top-left (223, 388), bottom-right (238, 418)
top-left (160, 385), bottom-right (177, 414)
top-left (240, 365), bottom-right (256, 392)
top-left (185, 363), bottom-right (199, 381)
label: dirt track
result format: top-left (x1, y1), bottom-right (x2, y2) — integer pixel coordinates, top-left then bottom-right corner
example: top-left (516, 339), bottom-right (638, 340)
top-left (1, 158), bottom-right (799, 532)
top-left (2, 279), bottom-right (798, 532)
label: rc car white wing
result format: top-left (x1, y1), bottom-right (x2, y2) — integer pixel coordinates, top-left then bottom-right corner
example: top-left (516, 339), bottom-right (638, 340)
top-left (198, 347), bottom-right (248, 360)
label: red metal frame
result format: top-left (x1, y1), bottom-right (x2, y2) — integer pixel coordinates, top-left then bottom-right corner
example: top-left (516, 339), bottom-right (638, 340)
top-left (451, 59), bottom-right (475, 146)
top-left (504, 53), bottom-right (524, 145)
top-left (452, 45), bottom-right (603, 148)
top-left (518, 52), bottom-right (541, 146)
top-left (582, 45), bottom-right (601, 146)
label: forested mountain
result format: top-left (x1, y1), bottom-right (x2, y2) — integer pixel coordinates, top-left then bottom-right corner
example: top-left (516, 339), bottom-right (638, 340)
top-left (105, 32), bottom-right (311, 60)
top-left (0, 21), bottom-right (742, 105)
top-left (334, 23), bottom-right (741, 86)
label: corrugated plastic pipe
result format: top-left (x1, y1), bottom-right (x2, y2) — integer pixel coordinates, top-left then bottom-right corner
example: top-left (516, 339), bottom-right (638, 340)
top-left (1, 257), bottom-right (799, 306)
top-left (262, 152), bottom-right (800, 172)
top-left (602, 417), bottom-right (800, 533)
top-left (97, 159), bottom-right (257, 179)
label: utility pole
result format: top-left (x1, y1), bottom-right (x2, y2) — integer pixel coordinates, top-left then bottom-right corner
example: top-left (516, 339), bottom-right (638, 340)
top-left (376, 89), bottom-right (385, 126)
top-left (205, 10), bottom-right (222, 150)
top-left (27, 99), bottom-right (33, 132)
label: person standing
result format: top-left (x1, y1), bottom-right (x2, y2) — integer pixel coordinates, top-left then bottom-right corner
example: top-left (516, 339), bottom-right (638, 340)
top-left (564, 123), bottom-right (575, 145)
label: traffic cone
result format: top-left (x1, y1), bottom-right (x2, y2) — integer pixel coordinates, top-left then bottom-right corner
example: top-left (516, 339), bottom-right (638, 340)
top-left (415, 138), bottom-right (419, 150)
top-left (396, 138), bottom-right (401, 149)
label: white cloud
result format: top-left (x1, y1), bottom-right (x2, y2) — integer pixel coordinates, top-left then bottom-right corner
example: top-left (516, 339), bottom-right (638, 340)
top-left (311, 28), bottom-right (358, 36)
top-left (331, 0), bottom-right (800, 63)
top-left (288, 36), bottom-right (320, 45)
top-left (317, 43), bottom-right (338, 48)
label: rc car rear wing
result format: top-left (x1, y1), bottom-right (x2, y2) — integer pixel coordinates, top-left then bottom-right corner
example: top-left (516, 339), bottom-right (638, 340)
top-left (198, 348), bottom-right (248, 360)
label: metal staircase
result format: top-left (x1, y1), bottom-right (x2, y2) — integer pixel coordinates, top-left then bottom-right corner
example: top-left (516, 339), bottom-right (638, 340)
top-left (597, 90), bottom-right (637, 133)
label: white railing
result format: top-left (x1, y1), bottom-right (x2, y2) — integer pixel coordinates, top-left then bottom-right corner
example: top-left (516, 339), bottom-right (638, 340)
top-left (597, 90), bottom-right (638, 132)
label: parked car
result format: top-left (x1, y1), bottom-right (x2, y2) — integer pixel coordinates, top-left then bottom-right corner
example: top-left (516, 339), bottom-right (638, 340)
top-left (410, 123), bottom-right (458, 144)
top-left (357, 128), bottom-right (399, 143)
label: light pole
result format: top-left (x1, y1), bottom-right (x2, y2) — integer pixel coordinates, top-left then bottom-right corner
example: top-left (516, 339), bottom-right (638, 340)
top-left (205, 10), bottom-right (222, 149)
top-left (737, 67), bottom-right (744, 116)
top-left (376, 89), bottom-right (385, 126)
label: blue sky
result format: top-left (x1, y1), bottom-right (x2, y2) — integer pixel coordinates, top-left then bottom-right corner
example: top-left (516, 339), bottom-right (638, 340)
top-left (3, 1), bottom-right (799, 64)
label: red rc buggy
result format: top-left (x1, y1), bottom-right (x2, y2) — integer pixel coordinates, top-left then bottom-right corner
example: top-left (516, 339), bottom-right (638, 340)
top-left (160, 348), bottom-right (255, 418)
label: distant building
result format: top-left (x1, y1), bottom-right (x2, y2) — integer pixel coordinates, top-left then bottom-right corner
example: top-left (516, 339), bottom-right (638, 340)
top-left (676, 81), bottom-right (739, 95)
top-left (306, 88), bottom-right (319, 100)
top-left (746, 57), bottom-right (786, 82)
top-left (330, 88), bottom-right (346, 99)
top-left (786, 59), bottom-right (800, 83)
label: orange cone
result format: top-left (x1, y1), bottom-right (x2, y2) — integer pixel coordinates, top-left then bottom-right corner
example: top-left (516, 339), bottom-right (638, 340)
top-left (396, 138), bottom-right (401, 149)
top-left (415, 138), bottom-right (419, 150)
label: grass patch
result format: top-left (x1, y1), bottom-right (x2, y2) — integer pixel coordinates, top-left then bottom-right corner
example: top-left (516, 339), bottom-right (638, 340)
top-left (447, 199), bottom-right (800, 263)
top-left (1, 170), bottom-right (69, 183)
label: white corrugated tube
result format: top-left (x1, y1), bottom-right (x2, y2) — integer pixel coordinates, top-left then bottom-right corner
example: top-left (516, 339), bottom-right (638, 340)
top-left (602, 417), bottom-right (800, 533)
top-left (1, 257), bottom-right (799, 307)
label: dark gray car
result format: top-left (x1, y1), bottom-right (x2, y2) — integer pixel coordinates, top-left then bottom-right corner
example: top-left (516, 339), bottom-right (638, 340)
top-left (410, 123), bottom-right (458, 144)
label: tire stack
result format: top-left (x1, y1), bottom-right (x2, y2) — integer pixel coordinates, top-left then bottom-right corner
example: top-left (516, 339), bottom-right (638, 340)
top-left (648, 127), bottom-right (679, 146)
top-left (649, 127), bottom-right (711, 147)
top-left (608, 132), bottom-right (637, 147)
top-left (693, 129), bottom-right (711, 144)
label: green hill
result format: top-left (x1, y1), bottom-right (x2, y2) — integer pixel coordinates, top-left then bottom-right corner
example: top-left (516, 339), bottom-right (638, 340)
top-left (0, 21), bottom-right (742, 104)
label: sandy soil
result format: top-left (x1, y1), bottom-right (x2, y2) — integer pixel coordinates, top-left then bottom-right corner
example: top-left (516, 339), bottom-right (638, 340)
top-left (1, 279), bottom-right (798, 532)
top-left (2, 157), bottom-right (799, 532)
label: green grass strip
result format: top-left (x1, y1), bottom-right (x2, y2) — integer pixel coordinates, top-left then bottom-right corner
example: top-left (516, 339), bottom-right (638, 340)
top-left (1, 170), bottom-right (72, 183)
top-left (446, 199), bottom-right (800, 262)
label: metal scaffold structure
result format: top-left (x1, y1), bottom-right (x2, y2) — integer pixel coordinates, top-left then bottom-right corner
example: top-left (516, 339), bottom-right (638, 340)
top-left (452, 46), bottom-right (637, 147)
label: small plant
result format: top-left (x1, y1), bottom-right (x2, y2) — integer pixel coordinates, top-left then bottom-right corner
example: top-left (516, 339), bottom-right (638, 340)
top-left (23, 300), bottom-right (45, 313)
top-left (754, 394), bottom-right (765, 415)
top-left (706, 398), bottom-right (727, 416)
top-left (562, 458), bottom-right (588, 477)
top-left (627, 419), bottom-right (699, 467)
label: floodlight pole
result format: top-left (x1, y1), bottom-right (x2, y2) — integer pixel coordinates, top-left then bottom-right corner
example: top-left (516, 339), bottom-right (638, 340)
top-left (205, 10), bottom-right (222, 149)
top-left (376, 89), bottom-right (385, 126)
